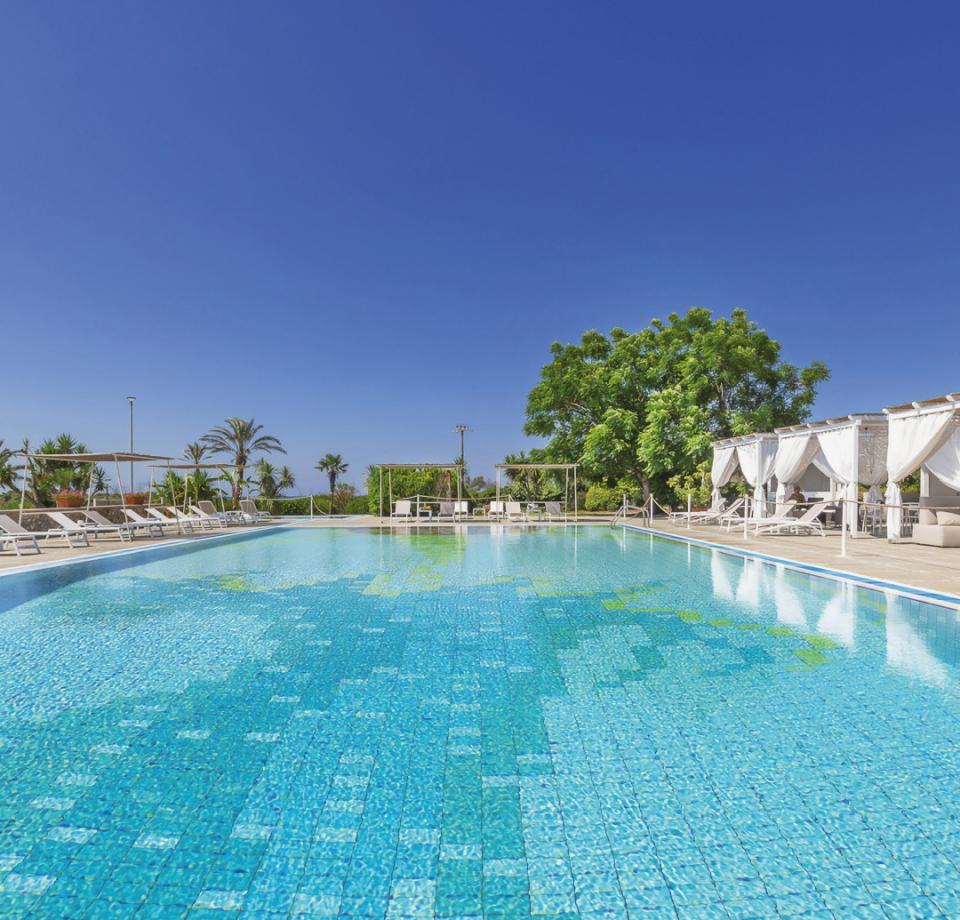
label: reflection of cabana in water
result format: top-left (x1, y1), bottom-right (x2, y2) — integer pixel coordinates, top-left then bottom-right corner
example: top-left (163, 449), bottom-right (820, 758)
top-left (18, 451), bottom-right (173, 523)
top-left (710, 433), bottom-right (777, 517)
top-left (774, 414), bottom-right (887, 534)
top-left (375, 464), bottom-right (463, 521)
top-left (493, 463), bottom-right (579, 522)
top-left (884, 393), bottom-right (960, 540)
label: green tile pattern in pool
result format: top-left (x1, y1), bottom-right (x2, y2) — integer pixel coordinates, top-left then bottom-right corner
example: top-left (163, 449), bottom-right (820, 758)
top-left (1, 527), bottom-right (960, 918)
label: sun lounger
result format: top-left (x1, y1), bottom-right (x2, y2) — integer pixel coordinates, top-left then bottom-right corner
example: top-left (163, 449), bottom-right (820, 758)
top-left (82, 509), bottom-right (136, 541)
top-left (190, 504), bottom-right (227, 529)
top-left (487, 501), bottom-right (506, 520)
top-left (198, 500), bottom-right (241, 525)
top-left (146, 507), bottom-right (195, 532)
top-left (121, 508), bottom-right (167, 537)
top-left (391, 500), bottom-right (412, 522)
top-left (543, 501), bottom-right (564, 521)
top-left (167, 507), bottom-right (208, 530)
top-left (454, 500), bottom-right (470, 520)
top-left (437, 501), bottom-right (456, 521)
top-left (47, 511), bottom-right (119, 544)
top-left (0, 514), bottom-right (42, 555)
top-left (239, 500), bottom-right (270, 523)
top-left (753, 501), bottom-right (829, 536)
top-left (505, 501), bottom-right (527, 522)
top-left (719, 499), bottom-right (751, 530)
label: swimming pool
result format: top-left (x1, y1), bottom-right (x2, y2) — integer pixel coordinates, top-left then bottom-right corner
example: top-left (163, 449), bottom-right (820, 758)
top-left (1, 525), bottom-right (959, 918)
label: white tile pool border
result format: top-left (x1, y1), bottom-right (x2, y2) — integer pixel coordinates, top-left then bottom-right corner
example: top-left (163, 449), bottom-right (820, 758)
top-left (0, 526), bottom-right (286, 579)
top-left (620, 522), bottom-right (960, 611)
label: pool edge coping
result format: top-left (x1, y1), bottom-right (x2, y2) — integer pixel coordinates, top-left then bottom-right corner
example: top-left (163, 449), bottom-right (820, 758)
top-left (0, 525), bottom-right (287, 579)
top-left (619, 522), bottom-right (960, 611)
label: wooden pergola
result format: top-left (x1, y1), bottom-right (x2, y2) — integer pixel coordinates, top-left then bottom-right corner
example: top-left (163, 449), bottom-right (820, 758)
top-left (376, 463), bottom-right (463, 520)
top-left (494, 463), bottom-right (579, 521)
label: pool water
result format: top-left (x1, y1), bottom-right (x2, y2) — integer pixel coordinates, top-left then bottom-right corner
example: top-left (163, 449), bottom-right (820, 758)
top-left (1, 526), bottom-right (960, 919)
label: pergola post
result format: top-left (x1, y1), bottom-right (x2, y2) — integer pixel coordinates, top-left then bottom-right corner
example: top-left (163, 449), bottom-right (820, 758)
top-left (495, 468), bottom-right (501, 519)
top-left (18, 453), bottom-right (29, 525)
top-left (573, 466), bottom-right (578, 522)
top-left (379, 466), bottom-right (383, 521)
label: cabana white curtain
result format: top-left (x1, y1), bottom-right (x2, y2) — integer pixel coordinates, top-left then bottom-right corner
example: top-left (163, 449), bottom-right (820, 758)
top-left (773, 433), bottom-right (820, 503)
top-left (736, 440), bottom-right (777, 518)
top-left (817, 427), bottom-right (882, 532)
top-left (710, 446), bottom-right (739, 506)
top-left (886, 409), bottom-right (958, 537)
top-left (924, 430), bottom-right (960, 492)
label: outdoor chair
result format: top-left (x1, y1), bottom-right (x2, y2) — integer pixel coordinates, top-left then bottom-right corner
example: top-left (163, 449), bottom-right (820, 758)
top-left (47, 511), bottom-right (118, 543)
top-left (392, 500), bottom-right (413, 522)
top-left (123, 508), bottom-right (169, 536)
top-left (505, 501), bottom-right (527, 522)
top-left (190, 504), bottom-right (228, 529)
top-left (753, 501), bottom-right (830, 536)
top-left (83, 509), bottom-right (136, 541)
top-left (0, 515), bottom-right (42, 555)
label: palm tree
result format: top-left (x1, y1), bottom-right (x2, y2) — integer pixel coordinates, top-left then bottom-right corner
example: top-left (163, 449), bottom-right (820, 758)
top-left (184, 442), bottom-right (208, 467)
top-left (201, 418), bottom-right (285, 508)
top-left (253, 460), bottom-right (296, 499)
top-left (0, 440), bottom-right (18, 496)
top-left (90, 465), bottom-right (109, 496)
top-left (316, 453), bottom-right (348, 511)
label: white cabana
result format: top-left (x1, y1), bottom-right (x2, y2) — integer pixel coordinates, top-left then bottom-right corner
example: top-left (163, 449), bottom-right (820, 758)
top-left (884, 393), bottom-right (960, 538)
top-left (710, 433), bottom-right (777, 517)
top-left (774, 414), bottom-right (887, 534)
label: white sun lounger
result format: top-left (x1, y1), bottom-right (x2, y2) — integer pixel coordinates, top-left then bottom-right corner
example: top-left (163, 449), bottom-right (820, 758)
top-left (198, 500), bottom-right (240, 525)
top-left (190, 504), bottom-right (227, 529)
top-left (167, 507), bottom-right (208, 530)
top-left (543, 501), bottom-right (564, 521)
top-left (46, 511), bottom-right (116, 545)
top-left (239, 500), bottom-right (270, 523)
top-left (82, 509), bottom-right (136, 541)
top-left (392, 500), bottom-right (413, 522)
top-left (0, 515), bottom-right (42, 555)
top-left (121, 508), bottom-right (167, 537)
top-left (454, 500), bottom-right (470, 520)
top-left (505, 501), bottom-right (527, 522)
top-left (487, 501), bottom-right (506, 520)
top-left (145, 507), bottom-right (194, 532)
top-left (753, 502), bottom-right (829, 536)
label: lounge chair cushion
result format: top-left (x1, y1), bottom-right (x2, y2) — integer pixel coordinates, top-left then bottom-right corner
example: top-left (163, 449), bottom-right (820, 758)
top-left (937, 511), bottom-right (960, 526)
top-left (918, 509), bottom-right (938, 525)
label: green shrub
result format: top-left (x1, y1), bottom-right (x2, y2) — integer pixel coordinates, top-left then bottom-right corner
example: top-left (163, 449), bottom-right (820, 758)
top-left (584, 484), bottom-right (622, 512)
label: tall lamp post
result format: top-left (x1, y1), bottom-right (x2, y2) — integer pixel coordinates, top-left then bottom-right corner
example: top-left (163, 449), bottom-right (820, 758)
top-left (127, 396), bottom-right (136, 496)
top-left (454, 424), bottom-right (471, 485)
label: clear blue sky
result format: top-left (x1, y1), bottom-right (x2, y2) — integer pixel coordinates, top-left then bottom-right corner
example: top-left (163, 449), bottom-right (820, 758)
top-left (3, 2), bottom-right (959, 490)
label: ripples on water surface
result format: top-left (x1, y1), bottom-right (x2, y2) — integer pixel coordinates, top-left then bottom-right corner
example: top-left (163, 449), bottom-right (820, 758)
top-left (1, 526), bottom-right (959, 918)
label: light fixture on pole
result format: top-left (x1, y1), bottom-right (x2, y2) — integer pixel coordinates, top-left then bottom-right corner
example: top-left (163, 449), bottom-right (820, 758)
top-left (454, 424), bottom-right (471, 470)
top-left (127, 396), bottom-right (136, 495)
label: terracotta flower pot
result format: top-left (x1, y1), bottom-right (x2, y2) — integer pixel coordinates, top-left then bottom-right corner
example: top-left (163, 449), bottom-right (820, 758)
top-left (56, 494), bottom-right (85, 508)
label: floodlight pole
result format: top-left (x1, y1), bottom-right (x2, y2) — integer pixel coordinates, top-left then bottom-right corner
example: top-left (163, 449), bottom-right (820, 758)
top-left (454, 425), bottom-right (471, 471)
top-left (127, 396), bottom-right (136, 496)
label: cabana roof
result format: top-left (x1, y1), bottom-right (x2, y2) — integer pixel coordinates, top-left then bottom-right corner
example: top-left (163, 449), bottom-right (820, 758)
top-left (494, 463), bottom-right (579, 470)
top-left (28, 451), bottom-right (173, 463)
top-left (775, 414), bottom-right (886, 435)
top-left (376, 463), bottom-right (462, 470)
top-left (711, 432), bottom-right (777, 449)
top-left (884, 392), bottom-right (960, 416)
top-left (147, 462), bottom-right (237, 469)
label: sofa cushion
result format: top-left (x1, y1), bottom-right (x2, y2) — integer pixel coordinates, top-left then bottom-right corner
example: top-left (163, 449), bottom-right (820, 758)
top-left (937, 511), bottom-right (960, 526)
top-left (919, 509), bottom-right (938, 525)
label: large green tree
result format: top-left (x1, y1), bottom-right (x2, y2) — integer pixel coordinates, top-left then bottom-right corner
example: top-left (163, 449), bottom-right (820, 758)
top-left (524, 308), bottom-right (829, 503)
top-left (201, 418), bottom-right (285, 508)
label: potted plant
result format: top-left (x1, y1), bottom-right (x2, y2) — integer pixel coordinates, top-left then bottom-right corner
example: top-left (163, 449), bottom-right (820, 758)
top-left (124, 492), bottom-right (148, 505)
top-left (55, 489), bottom-right (86, 508)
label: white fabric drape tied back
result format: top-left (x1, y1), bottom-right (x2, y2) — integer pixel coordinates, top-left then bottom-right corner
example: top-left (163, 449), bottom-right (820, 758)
top-left (885, 409), bottom-right (958, 537)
